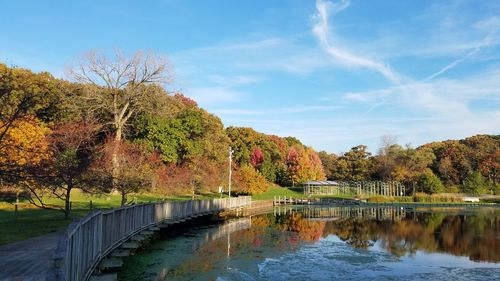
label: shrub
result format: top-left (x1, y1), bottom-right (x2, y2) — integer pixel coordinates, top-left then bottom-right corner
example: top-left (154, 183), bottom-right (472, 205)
top-left (234, 165), bottom-right (269, 194)
top-left (419, 172), bottom-right (444, 194)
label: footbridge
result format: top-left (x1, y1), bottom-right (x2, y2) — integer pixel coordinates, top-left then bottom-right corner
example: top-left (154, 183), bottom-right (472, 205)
top-left (59, 196), bottom-right (252, 281)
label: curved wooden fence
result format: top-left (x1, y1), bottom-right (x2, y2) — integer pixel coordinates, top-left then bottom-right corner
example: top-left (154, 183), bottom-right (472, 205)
top-left (63, 196), bottom-right (251, 281)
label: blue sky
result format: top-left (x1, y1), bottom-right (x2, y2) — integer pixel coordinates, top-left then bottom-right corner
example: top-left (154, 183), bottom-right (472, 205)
top-left (1, 0), bottom-right (499, 154)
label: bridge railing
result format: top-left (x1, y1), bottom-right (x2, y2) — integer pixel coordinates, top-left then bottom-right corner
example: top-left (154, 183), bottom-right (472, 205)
top-left (64, 196), bottom-right (251, 281)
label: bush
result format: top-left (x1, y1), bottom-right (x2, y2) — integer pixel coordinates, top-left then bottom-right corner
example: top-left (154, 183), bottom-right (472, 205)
top-left (419, 172), bottom-right (444, 194)
top-left (234, 165), bottom-right (269, 194)
top-left (413, 192), bottom-right (462, 203)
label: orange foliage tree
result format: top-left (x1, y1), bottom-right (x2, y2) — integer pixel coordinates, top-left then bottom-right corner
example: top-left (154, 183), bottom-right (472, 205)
top-left (285, 145), bottom-right (326, 186)
top-left (234, 165), bottom-right (269, 194)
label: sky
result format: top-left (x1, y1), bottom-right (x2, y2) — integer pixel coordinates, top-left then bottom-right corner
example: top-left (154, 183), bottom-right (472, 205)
top-left (1, 0), bottom-right (499, 154)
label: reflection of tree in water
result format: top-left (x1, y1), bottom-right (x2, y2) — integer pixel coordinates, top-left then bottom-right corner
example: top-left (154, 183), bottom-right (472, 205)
top-left (162, 214), bottom-right (307, 277)
top-left (122, 210), bottom-right (499, 280)
top-left (322, 210), bottom-right (500, 263)
top-left (275, 213), bottom-right (325, 242)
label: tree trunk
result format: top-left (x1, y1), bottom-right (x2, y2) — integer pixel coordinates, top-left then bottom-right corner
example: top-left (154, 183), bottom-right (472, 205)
top-left (64, 187), bottom-right (72, 219)
top-left (121, 191), bottom-right (127, 206)
top-left (111, 126), bottom-right (122, 193)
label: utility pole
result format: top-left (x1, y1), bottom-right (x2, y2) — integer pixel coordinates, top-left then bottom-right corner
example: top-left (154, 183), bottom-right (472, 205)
top-left (228, 147), bottom-right (233, 198)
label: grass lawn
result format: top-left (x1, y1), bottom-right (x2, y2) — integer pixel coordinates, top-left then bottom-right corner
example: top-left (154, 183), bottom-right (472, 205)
top-left (252, 186), bottom-right (305, 200)
top-left (0, 189), bottom-right (227, 245)
top-left (252, 186), bottom-right (361, 201)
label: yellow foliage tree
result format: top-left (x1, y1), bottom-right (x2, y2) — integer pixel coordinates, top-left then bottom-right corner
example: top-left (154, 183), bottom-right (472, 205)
top-left (235, 165), bottom-right (269, 194)
top-left (0, 116), bottom-right (51, 170)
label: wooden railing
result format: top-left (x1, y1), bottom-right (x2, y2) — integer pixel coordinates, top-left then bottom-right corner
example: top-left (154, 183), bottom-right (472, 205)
top-left (304, 181), bottom-right (406, 197)
top-left (63, 196), bottom-right (252, 281)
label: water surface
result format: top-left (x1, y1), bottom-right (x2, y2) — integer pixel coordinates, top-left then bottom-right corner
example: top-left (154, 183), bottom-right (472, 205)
top-left (119, 206), bottom-right (500, 281)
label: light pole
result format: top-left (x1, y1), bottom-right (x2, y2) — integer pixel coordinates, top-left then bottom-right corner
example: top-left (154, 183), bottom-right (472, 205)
top-left (228, 147), bottom-right (233, 198)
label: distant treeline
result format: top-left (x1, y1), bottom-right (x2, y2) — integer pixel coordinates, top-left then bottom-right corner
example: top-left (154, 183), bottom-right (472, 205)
top-left (1, 50), bottom-right (498, 220)
top-left (318, 135), bottom-right (499, 194)
top-left (0, 51), bottom-right (326, 217)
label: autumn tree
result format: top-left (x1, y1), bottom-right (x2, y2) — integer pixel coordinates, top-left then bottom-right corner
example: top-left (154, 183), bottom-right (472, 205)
top-left (250, 147), bottom-right (264, 169)
top-left (0, 116), bottom-right (51, 184)
top-left (391, 146), bottom-right (435, 194)
top-left (285, 146), bottom-right (325, 185)
top-left (0, 64), bottom-right (65, 146)
top-left (154, 163), bottom-right (192, 195)
top-left (92, 140), bottom-right (159, 206)
top-left (234, 165), bottom-right (269, 194)
top-left (27, 121), bottom-right (97, 218)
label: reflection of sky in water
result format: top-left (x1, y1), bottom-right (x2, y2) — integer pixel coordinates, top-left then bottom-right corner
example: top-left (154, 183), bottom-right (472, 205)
top-left (119, 209), bottom-right (500, 281)
top-left (253, 236), bottom-right (499, 281)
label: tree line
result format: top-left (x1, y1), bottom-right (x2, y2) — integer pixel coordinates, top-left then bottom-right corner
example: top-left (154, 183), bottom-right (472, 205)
top-left (318, 135), bottom-right (499, 195)
top-left (0, 50), bottom-right (326, 218)
top-left (1, 50), bottom-right (498, 219)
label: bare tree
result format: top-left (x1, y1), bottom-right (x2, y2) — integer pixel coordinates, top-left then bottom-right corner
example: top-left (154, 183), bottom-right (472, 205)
top-left (68, 50), bottom-right (173, 187)
top-left (376, 135), bottom-right (399, 180)
top-left (68, 49), bottom-right (173, 141)
top-left (378, 135), bottom-right (398, 156)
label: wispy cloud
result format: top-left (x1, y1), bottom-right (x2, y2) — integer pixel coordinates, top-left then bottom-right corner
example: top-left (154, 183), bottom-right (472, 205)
top-left (342, 67), bottom-right (500, 121)
top-left (312, 0), bottom-right (402, 83)
top-left (212, 105), bottom-right (343, 116)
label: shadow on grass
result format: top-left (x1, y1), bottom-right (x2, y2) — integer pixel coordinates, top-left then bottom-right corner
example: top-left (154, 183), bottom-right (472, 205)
top-left (0, 206), bottom-right (77, 245)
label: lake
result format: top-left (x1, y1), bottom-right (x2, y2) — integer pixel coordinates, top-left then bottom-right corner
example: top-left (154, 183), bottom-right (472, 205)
top-left (119, 206), bottom-right (500, 281)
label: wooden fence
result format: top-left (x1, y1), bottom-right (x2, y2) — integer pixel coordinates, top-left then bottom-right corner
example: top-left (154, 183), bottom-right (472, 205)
top-left (304, 181), bottom-right (406, 197)
top-left (63, 196), bottom-right (252, 281)
top-left (274, 206), bottom-right (407, 221)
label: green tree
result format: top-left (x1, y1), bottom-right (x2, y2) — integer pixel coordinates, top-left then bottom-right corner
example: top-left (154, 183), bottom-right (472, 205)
top-left (343, 145), bottom-right (372, 181)
top-left (462, 171), bottom-right (487, 194)
top-left (419, 171), bottom-right (444, 194)
top-left (259, 158), bottom-right (277, 182)
top-left (318, 151), bottom-right (337, 180)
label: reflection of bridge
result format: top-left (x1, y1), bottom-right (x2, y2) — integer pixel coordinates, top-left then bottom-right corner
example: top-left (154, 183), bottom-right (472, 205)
top-left (275, 206), bottom-right (407, 221)
top-left (64, 197), bottom-right (252, 281)
top-left (192, 218), bottom-right (252, 250)
top-left (303, 181), bottom-right (406, 197)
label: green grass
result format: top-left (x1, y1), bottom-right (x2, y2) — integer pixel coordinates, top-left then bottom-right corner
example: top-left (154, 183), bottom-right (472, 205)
top-left (252, 186), bottom-right (304, 200)
top-left (0, 207), bottom-right (74, 245)
top-left (252, 186), bottom-right (361, 201)
top-left (0, 189), bottom-right (229, 245)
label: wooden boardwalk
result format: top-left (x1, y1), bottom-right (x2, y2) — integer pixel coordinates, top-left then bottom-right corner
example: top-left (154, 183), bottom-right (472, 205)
top-left (63, 196), bottom-right (251, 281)
top-left (0, 231), bottom-right (62, 281)
top-left (0, 196), bottom-right (252, 281)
